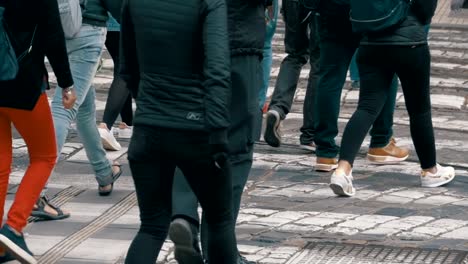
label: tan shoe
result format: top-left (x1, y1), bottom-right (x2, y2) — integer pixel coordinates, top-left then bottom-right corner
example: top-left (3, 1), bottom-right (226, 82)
top-left (315, 157), bottom-right (338, 172)
top-left (367, 138), bottom-right (409, 164)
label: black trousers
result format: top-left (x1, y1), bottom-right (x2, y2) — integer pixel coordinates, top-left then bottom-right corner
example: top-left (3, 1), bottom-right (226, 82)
top-left (268, 0), bottom-right (320, 144)
top-left (340, 44), bottom-right (436, 169)
top-left (172, 55), bottom-right (262, 257)
top-left (102, 31), bottom-right (133, 129)
top-left (125, 126), bottom-right (236, 264)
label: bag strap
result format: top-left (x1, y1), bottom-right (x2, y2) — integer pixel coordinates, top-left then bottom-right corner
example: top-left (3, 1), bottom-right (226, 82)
top-left (17, 24), bottom-right (37, 61)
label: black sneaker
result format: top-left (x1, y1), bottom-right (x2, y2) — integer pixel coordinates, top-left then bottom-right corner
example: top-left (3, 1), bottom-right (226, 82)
top-left (169, 218), bottom-right (204, 264)
top-left (0, 225), bottom-right (36, 264)
top-left (264, 110), bottom-right (282, 148)
top-left (0, 252), bottom-right (14, 263)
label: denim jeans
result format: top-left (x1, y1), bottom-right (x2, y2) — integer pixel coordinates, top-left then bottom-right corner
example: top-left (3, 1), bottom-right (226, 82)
top-left (51, 24), bottom-right (113, 186)
top-left (268, 0), bottom-right (320, 145)
top-left (259, 0), bottom-right (279, 107)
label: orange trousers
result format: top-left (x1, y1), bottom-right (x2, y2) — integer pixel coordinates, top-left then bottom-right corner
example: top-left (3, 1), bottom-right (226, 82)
top-left (0, 93), bottom-right (57, 232)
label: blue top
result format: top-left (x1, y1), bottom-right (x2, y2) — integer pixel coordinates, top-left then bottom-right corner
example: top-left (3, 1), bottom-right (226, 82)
top-left (107, 13), bottom-right (120, 32)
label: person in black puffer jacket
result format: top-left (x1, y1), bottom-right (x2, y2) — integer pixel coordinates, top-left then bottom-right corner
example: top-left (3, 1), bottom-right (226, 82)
top-left (333, 0), bottom-right (456, 195)
top-left (120, 0), bottom-right (236, 263)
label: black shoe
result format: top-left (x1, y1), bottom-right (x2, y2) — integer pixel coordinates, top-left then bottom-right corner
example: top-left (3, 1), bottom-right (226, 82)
top-left (169, 218), bottom-right (204, 264)
top-left (238, 254), bottom-right (256, 264)
top-left (0, 225), bottom-right (36, 264)
top-left (264, 110), bottom-right (282, 148)
top-left (0, 252), bottom-right (14, 263)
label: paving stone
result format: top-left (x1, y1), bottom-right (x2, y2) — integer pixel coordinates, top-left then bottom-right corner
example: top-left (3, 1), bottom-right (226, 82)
top-left (376, 195), bottom-right (413, 204)
top-left (414, 195), bottom-right (463, 206)
top-left (353, 190), bottom-right (382, 200)
top-left (277, 224), bottom-right (322, 233)
top-left (309, 188), bottom-right (335, 197)
top-left (238, 245), bottom-right (264, 254)
top-left (353, 215), bottom-right (399, 224)
top-left (269, 211), bottom-right (311, 221)
top-left (317, 212), bottom-right (358, 220)
top-left (412, 226), bottom-right (448, 236)
top-left (241, 208), bottom-right (279, 217)
top-left (441, 227), bottom-right (468, 239)
top-left (326, 226), bottom-right (360, 236)
top-left (250, 216), bottom-right (293, 227)
top-left (452, 199), bottom-right (468, 206)
top-left (361, 227), bottom-right (400, 236)
top-left (379, 216), bottom-right (435, 230)
top-left (27, 235), bottom-right (66, 255)
top-left (259, 257), bottom-right (287, 263)
top-left (295, 217), bottom-right (343, 227)
top-left (425, 219), bottom-right (467, 230)
top-left (396, 232), bottom-right (434, 241)
top-left (375, 207), bottom-right (417, 217)
top-left (390, 190), bottom-right (426, 199)
top-left (337, 220), bottom-right (378, 230)
top-left (248, 188), bottom-right (276, 196)
top-left (65, 238), bottom-right (132, 262)
top-left (237, 213), bottom-right (260, 223)
top-left (267, 188), bottom-right (312, 198)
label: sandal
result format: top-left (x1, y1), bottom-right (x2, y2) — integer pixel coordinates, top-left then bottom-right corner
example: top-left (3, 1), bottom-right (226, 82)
top-left (30, 196), bottom-right (70, 221)
top-left (98, 164), bottom-right (123, 196)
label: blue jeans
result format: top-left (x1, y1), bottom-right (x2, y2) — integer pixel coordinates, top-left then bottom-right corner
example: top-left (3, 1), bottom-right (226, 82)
top-left (259, 0), bottom-right (279, 107)
top-left (51, 24), bottom-right (113, 186)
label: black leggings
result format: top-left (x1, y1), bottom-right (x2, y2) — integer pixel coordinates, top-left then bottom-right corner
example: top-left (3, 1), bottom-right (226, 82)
top-left (339, 44), bottom-right (436, 169)
top-left (103, 31), bottom-right (133, 130)
top-left (125, 126), bottom-right (237, 264)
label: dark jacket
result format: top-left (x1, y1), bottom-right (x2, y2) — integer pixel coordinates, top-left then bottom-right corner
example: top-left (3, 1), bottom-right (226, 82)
top-left (227, 0), bottom-right (266, 56)
top-left (317, 0), bottom-right (357, 41)
top-left (102, 0), bottom-right (123, 23)
top-left (0, 0), bottom-right (73, 110)
top-left (82, 0), bottom-right (109, 27)
top-left (120, 0), bottom-right (231, 144)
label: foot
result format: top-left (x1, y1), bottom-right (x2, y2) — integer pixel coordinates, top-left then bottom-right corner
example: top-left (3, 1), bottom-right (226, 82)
top-left (169, 218), bottom-right (203, 264)
top-left (98, 163), bottom-right (123, 196)
top-left (31, 196), bottom-right (70, 221)
top-left (264, 110), bottom-right (282, 148)
top-left (300, 142), bottom-right (316, 152)
top-left (98, 123), bottom-right (121, 151)
top-left (421, 164), bottom-right (455, 188)
top-left (117, 122), bottom-right (133, 139)
top-left (330, 169), bottom-right (356, 197)
top-left (315, 157), bottom-right (338, 172)
top-left (0, 225), bottom-right (36, 264)
top-left (367, 138), bottom-right (409, 164)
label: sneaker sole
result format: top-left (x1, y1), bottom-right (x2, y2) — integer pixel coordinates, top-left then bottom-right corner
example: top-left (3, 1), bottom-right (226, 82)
top-left (300, 144), bottom-right (316, 152)
top-left (421, 174), bottom-right (456, 188)
top-left (315, 163), bottom-right (338, 172)
top-left (169, 221), bottom-right (204, 264)
top-left (367, 154), bottom-right (409, 164)
top-left (329, 183), bottom-right (355, 197)
top-left (99, 131), bottom-right (122, 151)
top-left (0, 235), bottom-right (37, 264)
top-left (264, 113), bottom-right (281, 148)
top-left (118, 130), bottom-right (132, 139)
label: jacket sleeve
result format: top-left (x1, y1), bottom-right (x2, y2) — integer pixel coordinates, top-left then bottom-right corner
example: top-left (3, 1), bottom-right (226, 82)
top-left (119, 0), bottom-right (139, 97)
top-left (43, 0), bottom-right (74, 88)
top-left (102, 0), bottom-right (123, 23)
top-left (202, 0), bottom-right (231, 144)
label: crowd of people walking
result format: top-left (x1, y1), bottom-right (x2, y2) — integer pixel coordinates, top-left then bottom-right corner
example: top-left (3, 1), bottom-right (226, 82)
top-left (0, 0), bottom-right (456, 263)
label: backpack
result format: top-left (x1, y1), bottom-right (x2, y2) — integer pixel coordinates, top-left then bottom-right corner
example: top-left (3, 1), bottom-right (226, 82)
top-left (57, 0), bottom-right (82, 39)
top-left (0, 7), bottom-right (18, 81)
top-left (350, 0), bottom-right (413, 33)
top-left (0, 7), bottom-right (37, 82)
top-left (412, 0), bottom-right (437, 25)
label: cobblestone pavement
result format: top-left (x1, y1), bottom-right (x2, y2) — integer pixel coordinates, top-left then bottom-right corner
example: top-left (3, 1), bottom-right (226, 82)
top-left (5, 24), bottom-right (468, 263)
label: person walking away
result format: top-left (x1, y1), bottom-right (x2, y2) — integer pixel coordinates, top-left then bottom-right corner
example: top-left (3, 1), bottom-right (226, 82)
top-left (120, 0), bottom-right (236, 263)
top-left (0, 0), bottom-right (76, 262)
top-left (332, 0), bottom-right (455, 197)
top-left (31, 0), bottom-right (123, 221)
top-left (97, 13), bottom-right (133, 151)
top-left (313, 0), bottom-right (408, 172)
top-left (263, 0), bottom-right (320, 151)
top-left (169, 0), bottom-right (267, 263)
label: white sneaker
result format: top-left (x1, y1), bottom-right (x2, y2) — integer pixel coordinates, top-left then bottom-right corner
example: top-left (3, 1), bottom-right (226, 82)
top-left (118, 122), bottom-right (133, 139)
top-left (421, 164), bottom-right (455, 188)
top-left (329, 169), bottom-right (356, 197)
top-left (98, 124), bottom-right (121, 151)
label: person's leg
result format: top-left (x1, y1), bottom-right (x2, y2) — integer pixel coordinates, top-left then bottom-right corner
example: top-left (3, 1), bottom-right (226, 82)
top-left (120, 95), bottom-right (133, 126)
top-left (264, 0), bottom-right (309, 147)
top-left (259, 0), bottom-right (279, 108)
top-left (313, 39), bottom-right (356, 168)
top-left (102, 31), bottom-right (132, 130)
top-left (125, 126), bottom-right (176, 263)
top-left (76, 87), bottom-right (115, 187)
top-left (299, 13), bottom-right (320, 147)
top-left (0, 110), bottom-right (12, 228)
top-left (395, 45), bottom-right (436, 169)
top-left (177, 133), bottom-right (236, 264)
top-left (349, 50), bottom-right (360, 83)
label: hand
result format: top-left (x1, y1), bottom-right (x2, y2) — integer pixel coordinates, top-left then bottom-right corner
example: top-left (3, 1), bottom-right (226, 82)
top-left (62, 86), bottom-right (77, 109)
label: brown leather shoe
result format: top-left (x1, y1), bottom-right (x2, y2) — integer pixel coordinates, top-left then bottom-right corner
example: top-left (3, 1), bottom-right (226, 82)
top-left (367, 138), bottom-right (409, 164)
top-left (315, 157), bottom-right (338, 172)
